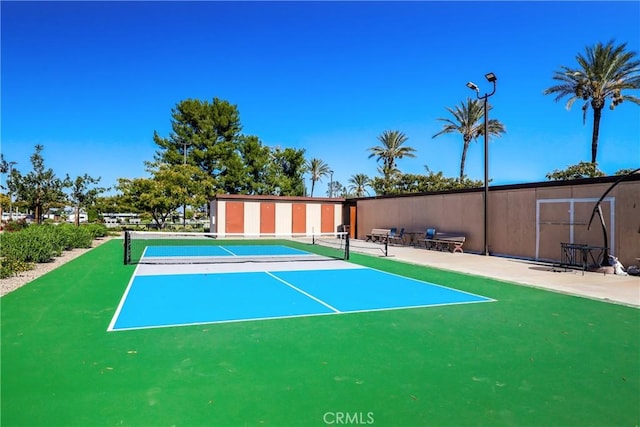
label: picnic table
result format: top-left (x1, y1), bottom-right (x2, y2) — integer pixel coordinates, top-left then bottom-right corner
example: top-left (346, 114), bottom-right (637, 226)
top-left (365, 228), bottom-right (391, 243)
top-left (424, 232), bottom-right (466, 253)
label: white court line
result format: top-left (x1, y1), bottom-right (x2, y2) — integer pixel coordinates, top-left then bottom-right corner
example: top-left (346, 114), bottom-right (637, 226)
top-left (219, 246), bottom-right (237, 256)
top-left (365, 266), bottom-right (497, 303)
top-left (107, 262), bottom-right (143, 332)
top-left (265, 271), bottom-right (341, 313)
top-left (110, 311), bottom-right (339, 332)
top-left (108, 299), bottom-right (494, 332)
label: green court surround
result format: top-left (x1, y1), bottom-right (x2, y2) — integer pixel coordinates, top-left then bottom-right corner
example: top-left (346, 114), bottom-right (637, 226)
top-left (1, 240), bottom-right (638, 426)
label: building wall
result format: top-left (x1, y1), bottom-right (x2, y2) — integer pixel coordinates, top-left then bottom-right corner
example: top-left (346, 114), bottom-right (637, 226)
top-left (275, 203), bottom-right (292, 234)
top-left (209, 178), bottom-right (639, 266)
top-left (211, 195), bottom-right (343, 237)
top-left (355, 178), bottom-right (640, 267)
top-left (306, 203), bottom-right (321, 235)
top-left (244, 202), bottom-right (260, 235)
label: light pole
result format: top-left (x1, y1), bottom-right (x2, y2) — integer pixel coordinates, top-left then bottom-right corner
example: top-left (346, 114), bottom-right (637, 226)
top-left (329, 170), bottom-right (334, 198)
top-left (182, 141), bottom-right (189, 227)
top-left (7, 161), bottom-right (17, 221)
top-left (467, 72), bottom-right (497, 256)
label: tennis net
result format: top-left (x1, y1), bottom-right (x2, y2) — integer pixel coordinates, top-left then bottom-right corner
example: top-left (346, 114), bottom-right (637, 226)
top-left (123, 231), bottom-right (350, 265)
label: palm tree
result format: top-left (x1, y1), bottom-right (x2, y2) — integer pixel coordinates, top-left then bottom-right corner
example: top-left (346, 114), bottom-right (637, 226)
top-left (432, 98), bottom-right (505, 180)
top-left (305, 158), bottom-right (331, 197)
top-left (544, 40), bottom-right (640, 164)
top-left (368, 130), bottom-right (416, 182)
top-left (348, 173), bottom-right (371, 197)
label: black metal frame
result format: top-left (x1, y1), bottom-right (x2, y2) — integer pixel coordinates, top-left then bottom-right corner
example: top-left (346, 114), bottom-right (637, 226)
top-left (560, 242), bottom-right (607, 275)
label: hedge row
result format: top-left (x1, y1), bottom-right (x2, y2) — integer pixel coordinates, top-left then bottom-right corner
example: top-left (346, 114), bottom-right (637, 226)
top-left (0, 223), bottom-right (109, 279)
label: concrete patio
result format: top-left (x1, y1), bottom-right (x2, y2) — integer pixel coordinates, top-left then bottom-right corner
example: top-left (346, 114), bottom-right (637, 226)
top-left (357, 241), bottom-right (640, 308)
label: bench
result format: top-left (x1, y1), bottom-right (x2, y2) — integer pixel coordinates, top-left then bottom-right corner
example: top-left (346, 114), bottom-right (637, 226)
top-left (366, 228), bottom-right (391, 243)
top-left (423, 229), bottom-right (466, 253)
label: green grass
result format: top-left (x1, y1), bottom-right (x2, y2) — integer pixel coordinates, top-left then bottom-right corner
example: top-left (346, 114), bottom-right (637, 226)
top-left (1, 240), bottom-right (638, 426)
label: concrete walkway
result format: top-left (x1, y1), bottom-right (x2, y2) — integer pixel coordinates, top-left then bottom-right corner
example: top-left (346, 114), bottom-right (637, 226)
top-left (355, 241), bottom-right (640, 308)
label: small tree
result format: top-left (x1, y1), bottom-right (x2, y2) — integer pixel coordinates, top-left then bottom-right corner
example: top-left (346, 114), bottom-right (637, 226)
top-left (432, 98), bottom-right (506, 180)
top-left (326, 181), bottom-right (344, 198)
top-left (11, 145), bottom-right (69, 224)
top-left (0, 193), bottom-right (9, 218)
top-left (546, 161), bottom-right (606, 180)
top-left (368, 130), bottom-right (416, 189)
top-left (615, 168), bottom-right (639, 176)
top-left (118, 163), bottom-right (212, 229)
top-left (306, 158), bottom-right (331, 197)
top-left (347, 173), bottom-right (371, 197)
top-left (117, 177), bottom-right (175, 229)
top-left (68, 174), bottom-right (107, 226)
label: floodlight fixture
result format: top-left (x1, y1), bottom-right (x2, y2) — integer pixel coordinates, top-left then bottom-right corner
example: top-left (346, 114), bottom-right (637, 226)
top-left (484, 72), bottom-right (497, 83)
top-left (466, 81), bottom-right (480, 92)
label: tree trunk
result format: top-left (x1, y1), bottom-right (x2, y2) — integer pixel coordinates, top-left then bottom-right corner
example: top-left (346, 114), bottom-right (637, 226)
top-left (460, 139), bottom-right (470, 180)
top-left (591, 106), bottom-right (603, 164)
top-left (35, 204), bottom-right (42, 224)
top-left (75, 206), bottom-right (80, 227)
top-left (152, 212), bottom-right (165, 230)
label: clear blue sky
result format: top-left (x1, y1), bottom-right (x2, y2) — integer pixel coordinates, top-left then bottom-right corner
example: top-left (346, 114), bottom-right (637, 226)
top-left (2, 1), bottom-right (639, 196)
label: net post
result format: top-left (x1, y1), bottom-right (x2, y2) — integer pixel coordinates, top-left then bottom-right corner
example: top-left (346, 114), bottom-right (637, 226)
top-left (123, 231), bottom-right (131, 265)
top-left (345, 233), bottom-right (350, 260)
top-left (384, 237), bottom-right (389, 257)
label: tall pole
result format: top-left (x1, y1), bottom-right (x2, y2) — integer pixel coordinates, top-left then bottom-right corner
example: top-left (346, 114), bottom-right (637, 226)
top-left (467, 73), bottom-right (496, 256)
top-left (8, 162), bottom-right (16, 221)
top-left (329, 170), bottom-right (334, 198)
top-left (183, 141), bottom-right (188, 227)
top-left (483, 95), bottom-right (489, 256)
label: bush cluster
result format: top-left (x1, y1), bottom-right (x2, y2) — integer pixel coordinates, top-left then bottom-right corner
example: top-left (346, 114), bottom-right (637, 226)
top-left (3, 219), bottom-right (29, 232)
top-left (0, 223), bottom-right (109, 279)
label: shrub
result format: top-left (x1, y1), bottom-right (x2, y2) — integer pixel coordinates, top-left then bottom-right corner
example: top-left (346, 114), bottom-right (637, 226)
top-left (3, 219), bottom-right (28, 232)
top-left (0, 258), bottom-right (34, 279)
top-left (47, 224), bottom-right (93, 250)
top-left (0, 222), bottom-right (105, 278)
top-left (0, 228), bottom-right (56, 263)
top-left (83, 223), bottom-right (108, 238)
top-left (69, 226), bottom-right (94, 248)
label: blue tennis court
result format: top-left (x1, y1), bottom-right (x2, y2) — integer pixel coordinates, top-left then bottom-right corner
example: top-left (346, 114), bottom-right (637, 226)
top-left (109, 245), bottom-right (494, 331)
